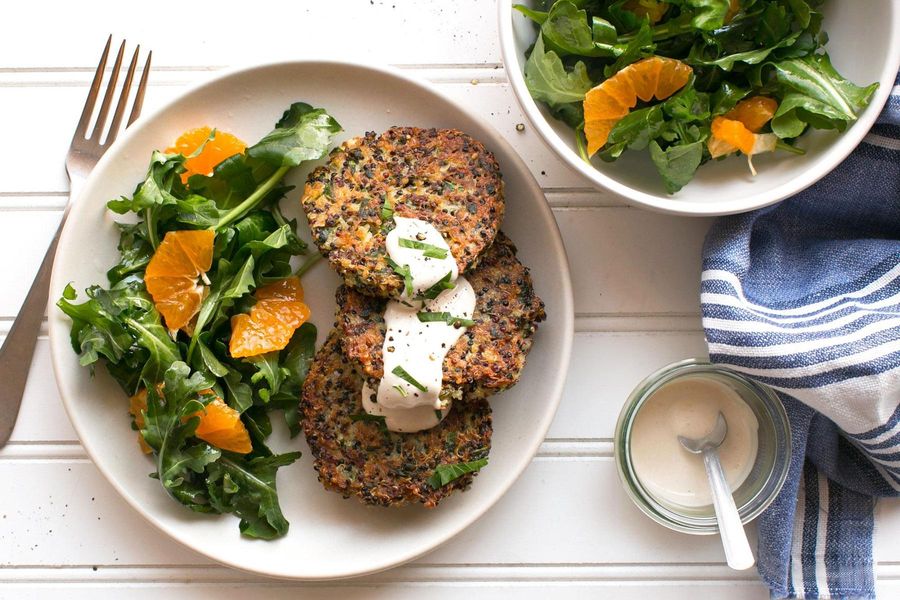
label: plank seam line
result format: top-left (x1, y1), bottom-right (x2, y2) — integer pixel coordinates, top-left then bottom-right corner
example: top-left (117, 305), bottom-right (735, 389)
top-left (0, 191), bottom-right (68, 197)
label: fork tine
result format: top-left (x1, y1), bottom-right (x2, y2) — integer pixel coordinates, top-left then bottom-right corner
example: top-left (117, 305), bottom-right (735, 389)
top-left (72, 35), bottom-right (111, 141)
top-left (128, 51), bottom-right (152, 127)
top-left (91, 39), bottom-right (126, 142)
top-left (106, 45), bottom-right (140, 144)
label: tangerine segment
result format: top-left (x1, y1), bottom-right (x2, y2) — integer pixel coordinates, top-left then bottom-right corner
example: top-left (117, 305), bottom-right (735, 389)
top-left (623, 0), bottom-right (669, 23)
top-left (229, 276), bottom-right (311, 358)
top-left (166, 126), bottom-right (247, 183)
top-left (710, 117), bottom-right (756, 156)
top-left (192, 398), bottom-right (252, 454)
top-left (129, 389), bottom-right (152, 454)
top-left (584, 57), bottom-right (692, 155)
top-left (255, 276), bottom-right (305, 302)
top-left (725, 96), bottom-right (778, 133)
top-left (145, 230), bottom-right (215, 331)
top-left (725, 0), bottom-right (741, 23)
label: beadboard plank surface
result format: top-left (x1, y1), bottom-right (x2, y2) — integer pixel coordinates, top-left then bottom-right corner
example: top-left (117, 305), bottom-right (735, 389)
top-left (2, 1), bottom-right (898, 598)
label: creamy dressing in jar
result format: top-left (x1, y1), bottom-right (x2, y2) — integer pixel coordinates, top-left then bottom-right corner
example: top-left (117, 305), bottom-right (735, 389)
top-left (360, 217), bottom-right (476, 433)
top-left (629, 376), bottom-right (759, 508)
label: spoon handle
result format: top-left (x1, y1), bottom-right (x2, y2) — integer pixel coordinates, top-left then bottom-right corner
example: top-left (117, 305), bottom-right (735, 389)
top-left (702, 449), bottom-right (755, 570)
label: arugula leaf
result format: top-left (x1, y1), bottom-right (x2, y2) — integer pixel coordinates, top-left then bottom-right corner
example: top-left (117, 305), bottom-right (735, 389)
top-left (663, 82), bottom-right (710, 124)
top-left (599, 105), bottom-right (665, 160)
top-left (222, 370), bottom-right (254, 414)
top-left (541, 1), bottom-right (624, 58)
top-left (674, 0), bottom-right (731, 31)
top-left (206, 452), bottom-right (301, 539)
top-left (174, 195), bottom-right (226, 229)
top-left (186, 154), bottom-right (259, 210)
top-left (107, 222), bottom-right (153, 285)
top-left (266, 323), bottom-right (317, 437)
top-left (427, 458), bottom-right (489, 489)
top-left (523, 35), bottom-right (593, 106)
top-left (772, 53), bottom-right (879, 125)
top-left (214, 105), bottom-right (341, 230)
top-left (247, 102), bottom-right (343, 169)
top-left (605, 19), bottom-right (653, 76)
top-left (513, 4), bottom-right (548, 25)
top-left (107, 151), bottom-right (188, 249)
top-left (123, 311), bottom-right (181, 384)
top-left (141, 363), bottom-right (219, 508)
top-left (649, 140), bottom-right (704, 194)
top-left (249, 352), bottom-right (288, 402)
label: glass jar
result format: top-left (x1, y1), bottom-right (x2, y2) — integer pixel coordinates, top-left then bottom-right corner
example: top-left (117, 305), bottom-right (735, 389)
top-left (614, 359), bottom-right (791, 534)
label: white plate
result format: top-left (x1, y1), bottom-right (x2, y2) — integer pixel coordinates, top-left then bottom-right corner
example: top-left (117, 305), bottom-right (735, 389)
top-left (499, 0), bottom-right (900, 215)
top-left (48, 61), bottom-right (573, 580)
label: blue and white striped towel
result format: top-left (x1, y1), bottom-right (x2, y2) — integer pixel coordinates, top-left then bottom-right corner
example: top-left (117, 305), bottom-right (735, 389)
top-left (701, 72), bottom-right (900, 600)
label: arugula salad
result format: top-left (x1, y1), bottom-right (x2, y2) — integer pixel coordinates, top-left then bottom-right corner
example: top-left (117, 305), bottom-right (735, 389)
top-left (516, 0), bottom-right (879, 193)
top-left (57, 102), bottom-right (342, 539)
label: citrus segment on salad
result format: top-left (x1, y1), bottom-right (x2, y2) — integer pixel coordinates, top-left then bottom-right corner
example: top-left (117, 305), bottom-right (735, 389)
top-left (192, 397), bottom-right (253, 454)
top-left (230, 276), bottom-right (311, 358)
top-left (165, 126), bottom-right (247, 183)
top-left (144, 229), bottom-right (215, 332)
top-left (584, 56), bottom-right (692, 155)
top-left (709, 96), bottom-right (781, 172)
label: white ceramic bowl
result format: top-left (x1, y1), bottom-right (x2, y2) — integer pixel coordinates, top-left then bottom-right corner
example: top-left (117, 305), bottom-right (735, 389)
top-left (499, 1), bottom-right (900, 215)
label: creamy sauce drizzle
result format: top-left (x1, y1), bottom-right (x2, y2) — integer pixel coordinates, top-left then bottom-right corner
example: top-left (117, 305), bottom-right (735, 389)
top-left (630, 376), bottom-right (759, 508)
top-left (385, 216), bottom-right (459, 299)
top-left (361, 217), bottom-right (476, 433)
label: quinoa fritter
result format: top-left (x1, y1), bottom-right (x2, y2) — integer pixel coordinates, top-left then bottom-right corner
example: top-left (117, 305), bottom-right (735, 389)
top-left (301, 127), bottom-right (504, 297)
top-left (301, 333), bottom-right (492, 507)
top-left (335, 232), bottom-right (546, 398)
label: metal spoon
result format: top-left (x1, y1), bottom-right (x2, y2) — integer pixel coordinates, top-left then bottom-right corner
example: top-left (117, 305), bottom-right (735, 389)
top-left (678, 412), bottom-right (755, 570)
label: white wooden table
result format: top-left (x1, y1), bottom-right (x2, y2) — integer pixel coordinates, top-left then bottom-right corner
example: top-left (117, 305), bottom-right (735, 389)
top-left (2, 2), bottom-right (898, 598)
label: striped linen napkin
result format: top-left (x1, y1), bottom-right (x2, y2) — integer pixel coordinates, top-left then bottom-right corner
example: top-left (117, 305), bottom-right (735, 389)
top-left (700, 72), bottom-right (900, 600)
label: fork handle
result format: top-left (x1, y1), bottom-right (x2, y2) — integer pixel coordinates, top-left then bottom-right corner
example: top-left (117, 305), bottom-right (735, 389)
top-left (0, 177), bottom-right (80, 447)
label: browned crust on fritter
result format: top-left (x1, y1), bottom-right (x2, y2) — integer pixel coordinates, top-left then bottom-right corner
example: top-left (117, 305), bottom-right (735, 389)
top-left (300, 333), bottom-right (492, 508)
top-left (301, 127), bottom-right (504, 297)
top-left (335, 232), bottom-right (546, 398)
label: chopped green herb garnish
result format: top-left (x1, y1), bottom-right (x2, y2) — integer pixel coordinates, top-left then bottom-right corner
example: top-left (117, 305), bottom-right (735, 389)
top-left (381, 195), bottom-right (394, 221)
top-left (398, 237), bottom-right (449, 260)
top-left (386, 257), bottom-right (414, 297)
top-left (420, 272), bottom-right (455, 300)
top-left (391, 365), bottom-right (427, 392)
top-left (417, 311), bottom-right (475, 328)
top-left (350, 412), bottom-right (388, 433)
top-left (427, 458), bottom-right (489, 489)
top-left (392, 384), bottom-right (408, 398)
top-left (434, 409), bottom-right (443, 421)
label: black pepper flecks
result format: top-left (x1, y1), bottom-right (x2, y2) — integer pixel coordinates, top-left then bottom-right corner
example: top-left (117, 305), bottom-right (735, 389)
top-left (300, 333), bottom-right (492, 508)
top-left (300, 127), bottom-right (505, 298)
top-left (335, 232), bottom-right (546, 400)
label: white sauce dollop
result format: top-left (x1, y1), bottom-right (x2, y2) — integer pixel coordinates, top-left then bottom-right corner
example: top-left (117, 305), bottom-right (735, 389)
top-left (360, 217), bottom-right (476, 433)
top-left (385, 216), bottom-right (459, 299)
